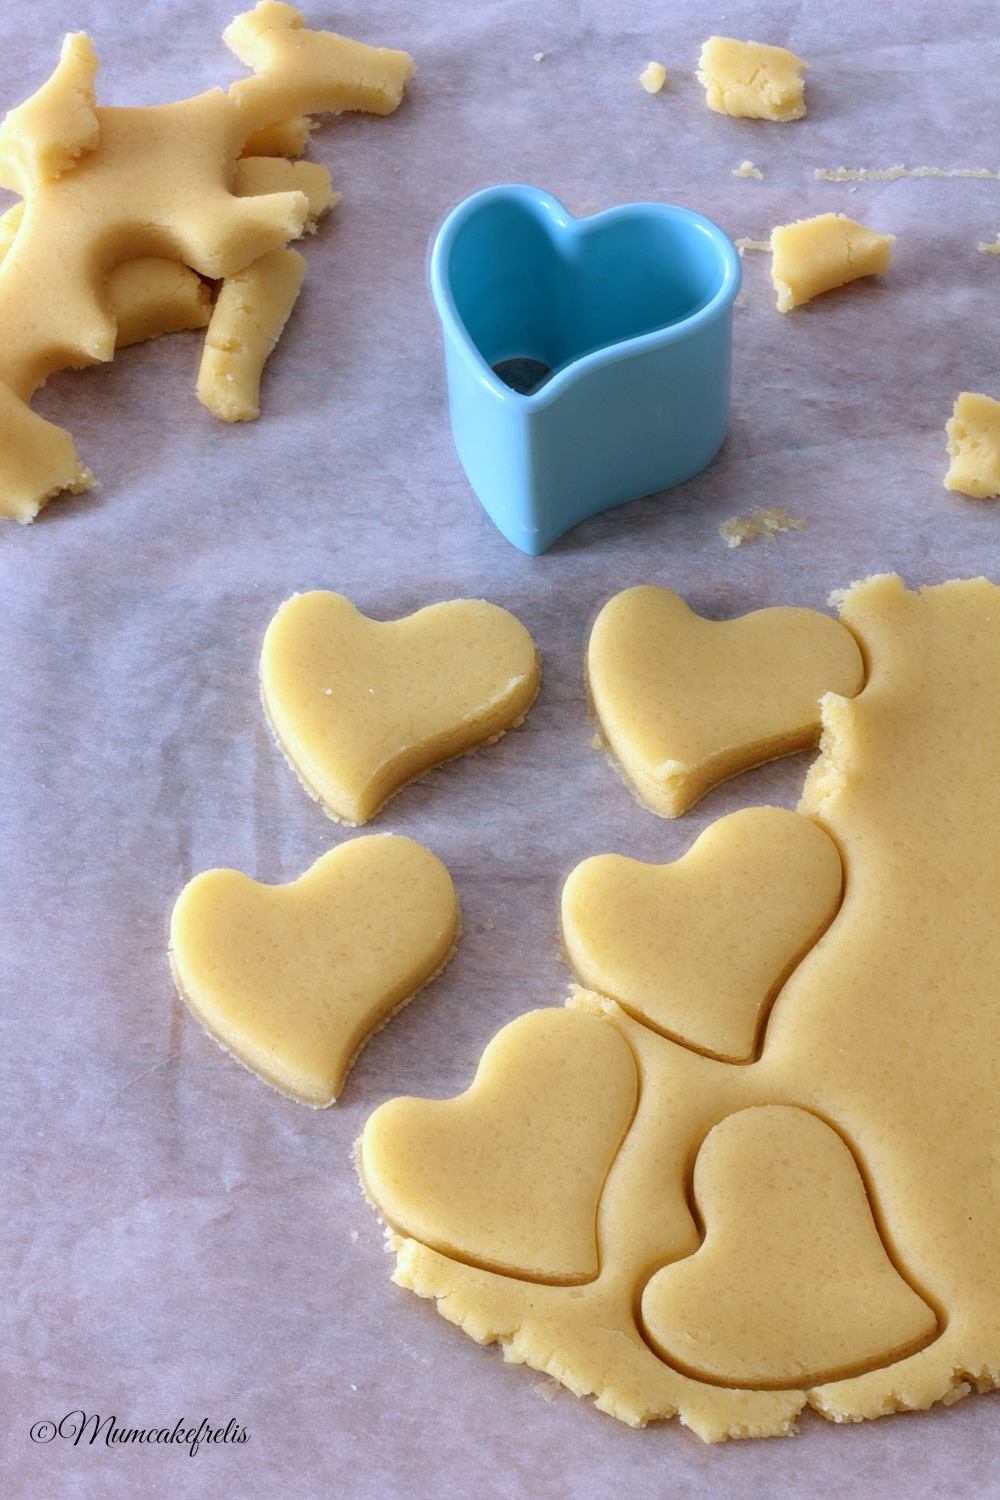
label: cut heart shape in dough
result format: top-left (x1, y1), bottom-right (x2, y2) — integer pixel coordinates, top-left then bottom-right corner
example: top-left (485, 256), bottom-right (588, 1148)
top-left (169, 835), bottom-right (460, 1107)
top-left (261, 591), bottom-right (541, 825)
top-left (587, 585), bottom-right (864, 817)
top-left (561, 807), bottom-right (843, 1061)
top-left (360, 1008), bottom-right (638, 1283)
top-left (640, 1106), bottom-right (938, 1389)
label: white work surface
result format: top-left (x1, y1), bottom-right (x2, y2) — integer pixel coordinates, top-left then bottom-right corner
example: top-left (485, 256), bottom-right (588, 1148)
top-left (2, 1), bottom-right (999, 1496)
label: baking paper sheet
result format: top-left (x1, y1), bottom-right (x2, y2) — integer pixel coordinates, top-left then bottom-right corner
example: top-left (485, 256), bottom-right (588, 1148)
top-left (3, 1), bottom-right (999, 1495)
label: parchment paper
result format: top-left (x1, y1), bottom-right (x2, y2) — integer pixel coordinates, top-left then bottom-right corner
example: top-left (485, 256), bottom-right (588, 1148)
top-left (2, 2), bottom-right (999, 1495)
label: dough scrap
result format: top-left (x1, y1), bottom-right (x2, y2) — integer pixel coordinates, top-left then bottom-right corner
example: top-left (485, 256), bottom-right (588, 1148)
top-left (719, 505), bottom-right (805, 546)
top-left (639, 63), bottom-right (666, 95)
top-left (697, 36), bottom-right (808, 122)
top-left (770, 213), bottom-right (895, 312)
top-left (362, 575), bottom-right (1000, 1439)
top-left (943, 391), bottom-right (1000, 499)
top-left (0, 3), bottom-right (413, 522)
top-left (260, 591), bottom-right (541, 826)
top-left (585, 584), bottom-right (864, 818)
top-left (170, 835), bottom-right (459, 1107)
top-left (197, 246), bottom-right (306, 421)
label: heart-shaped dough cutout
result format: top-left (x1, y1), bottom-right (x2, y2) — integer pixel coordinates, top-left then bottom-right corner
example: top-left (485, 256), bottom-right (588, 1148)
top-left (562, 807), bottom-right (843, 1062)
top-left (169, 835), bottom-right (460, 1107)
top-left (587, 586), bottom-right (864, 817)
top-left (641, 1106), bottom-right (938, 1389)
top-left (360, 1008), bottom-right (638, 1283)
top-left (261, 591), bottom-right (541, 825)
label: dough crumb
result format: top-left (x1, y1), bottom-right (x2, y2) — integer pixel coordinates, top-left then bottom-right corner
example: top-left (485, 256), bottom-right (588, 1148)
top-left (532, 1379), bottom-right (562, 1403)
top-left (735, 237), bottom-right (771, 254)
top-left (978, 237), bottom-right (1000, 256)
top-left (639, 62), bottom-right (666, 94)
top-left (944, 391), bottom-right (1000, 499)
top-left (733, 160), bottom-right (763, 179)
top-left (532, 52), bottom-right (545, 62)
top-left (816, 165), bottom-right (999, 182)
top-left (720, 507), bottom-right (806, 547)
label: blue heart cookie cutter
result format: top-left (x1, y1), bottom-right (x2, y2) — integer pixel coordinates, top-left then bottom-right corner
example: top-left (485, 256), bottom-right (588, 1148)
top-left (430, 185), bottom-right (742, 555)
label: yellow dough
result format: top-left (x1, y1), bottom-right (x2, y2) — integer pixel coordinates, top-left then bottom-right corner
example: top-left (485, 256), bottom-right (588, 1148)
top-left (696, 36), bottom-right (808, 121)
top-left (561, 807), bottom-right (843, 1062)
top-left (586, 584), bottom-right (864, 817)
top-left (260, 591), bottom-right (541, 826)
top-left (170, 835), bottom-right (459, 1107)
top-left (944, 391), bottom-right (1000, 498)
top-left (362, 1008), bottom-right (639, 1283)
top-left (640, 1106), bottom-right (937, 1388)
top-left (0, 2), bottom-right (413, 521)
top-left (196, 246), bottom-right (306, 420)
top-left (770, 214), bottom-right (896, 312)
top-left (362, 575), bottom-right (1000, 1439)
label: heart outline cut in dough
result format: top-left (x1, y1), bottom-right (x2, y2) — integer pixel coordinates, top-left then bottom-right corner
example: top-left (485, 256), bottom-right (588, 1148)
top-left (169, 834), bottom-right (460, 1107)
top-left (640, 1106), bottom-right (939, 1390)
top-left (261, 591), bottom-right (541, 825)
top-left (431, 186), bottom-right (742, 554)
top-left (360, 1007), bottom-right (639, 1284)
top-left (562, 807), bottom-right (843, 1062)
top-left (587, 585), bottom-right (865, 817)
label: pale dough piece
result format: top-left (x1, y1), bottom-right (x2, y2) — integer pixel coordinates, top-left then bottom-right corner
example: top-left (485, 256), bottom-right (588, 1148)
top-left (943, 391), bottom-right (1000, 498)
top-left (196, 246), bottom-right (306, 420)
top-left (361, 1008), bottom-right (638, 1282)
top-left (639, 63), bottom-right (666, 94)
top-left (260, 591), bottom-right (541, 826)
top-left (0, 3), bottom-right (413, 521)
top-left (364, 575), bottom-right (1000, 1439)
top-left (586, 584), bottom-right (864, 818)
top-left (170, 835), bottom-right (459, 1107)
top-left (696, 36), bottom-right (808, 121)
top-left (561, 807), bottom-right (843, 1062)
top-left (770, 213), bottom-right (895, 312)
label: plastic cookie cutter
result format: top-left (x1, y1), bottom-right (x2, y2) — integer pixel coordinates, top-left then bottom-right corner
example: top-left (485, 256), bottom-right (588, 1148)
top-left (430, 185), bottom-right (742, 555)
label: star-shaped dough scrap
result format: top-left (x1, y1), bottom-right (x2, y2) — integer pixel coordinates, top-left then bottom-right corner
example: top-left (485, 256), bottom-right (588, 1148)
top-left (0, 2), bottom-right (413, 521)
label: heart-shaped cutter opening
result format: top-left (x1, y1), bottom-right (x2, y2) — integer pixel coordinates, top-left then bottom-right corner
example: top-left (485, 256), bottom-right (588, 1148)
top-left (431, 185), bottom-right (742, 554)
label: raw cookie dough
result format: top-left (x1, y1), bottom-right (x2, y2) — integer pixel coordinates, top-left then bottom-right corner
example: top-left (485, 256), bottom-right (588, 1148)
top-left (170, 835), bottom-right (459, 1107)
top-left (639, 63), bottom-right (666, 95)
top-left (260, 592), bottom-right (541, 826)
top-left (561, 807), bottom-right (843, 1062)
top-left (361, 575), bottom-right (1000, 1440)
top-left (943, 391), bottom-right (1000, 498)
top-left (696, 36), bottom-right (808, 121)
top-left (0, 2), bottom-right (413, 521)
top-left (362, 1008), bottom-right (639, 1282)
top-left (585, 584), bottom-right (864, 818)
top-left (770, 213), bottom-right (895, 312)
